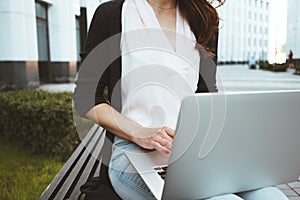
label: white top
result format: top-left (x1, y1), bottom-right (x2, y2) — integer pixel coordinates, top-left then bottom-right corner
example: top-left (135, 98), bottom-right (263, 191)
top-left (121, 0), bottom-right (200, 129)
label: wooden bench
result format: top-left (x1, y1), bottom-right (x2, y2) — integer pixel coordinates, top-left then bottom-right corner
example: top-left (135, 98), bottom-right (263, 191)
top-left (40, 125), bottom-right (105, 200)
top-left (40, 123), bottom-right (300, 199)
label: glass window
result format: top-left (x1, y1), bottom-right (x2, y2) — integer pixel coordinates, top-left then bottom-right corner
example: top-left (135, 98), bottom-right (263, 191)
top-left (35, 1), bottom-right (49, 61)
top-left (36, 21), bottom-right (49, 61)
top-left (35, 2), bottom-right (46, 19)
top-left (76, 17), bottom-right (81, 61)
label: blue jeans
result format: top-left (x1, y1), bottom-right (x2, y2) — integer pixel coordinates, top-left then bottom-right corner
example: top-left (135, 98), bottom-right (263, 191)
top-left (108, 137), bottom-right (288, 200)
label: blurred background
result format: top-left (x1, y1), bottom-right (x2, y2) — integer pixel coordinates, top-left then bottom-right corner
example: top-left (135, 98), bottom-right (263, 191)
top-left (0, 0), bottom-right (299, 89)
top-left (0, 0), bottom-right (300, 200)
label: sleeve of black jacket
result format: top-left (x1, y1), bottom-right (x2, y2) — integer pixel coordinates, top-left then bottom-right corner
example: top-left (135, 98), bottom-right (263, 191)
top-left (72, 2), bottom-right (119, 117)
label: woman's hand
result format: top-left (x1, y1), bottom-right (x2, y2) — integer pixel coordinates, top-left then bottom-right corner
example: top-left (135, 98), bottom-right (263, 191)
top-left (131, 126), bottom-right (175, 154)
top-left (86, 104), bottom-right (175, 154)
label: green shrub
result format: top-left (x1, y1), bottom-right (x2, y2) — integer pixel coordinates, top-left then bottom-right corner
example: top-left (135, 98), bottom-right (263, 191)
top-left (0, 90), bottom-right (80, 160)
top-left (272, 64), bottom-right (288, 72)
top-left (259, 62), bottom-right (288, 72)
top-left (259, 62), bottom-right (273, 70)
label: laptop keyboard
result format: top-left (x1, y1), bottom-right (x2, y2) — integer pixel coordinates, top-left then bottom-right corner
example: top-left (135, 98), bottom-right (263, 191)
top-left (154, 166), bottom-right (168, 180)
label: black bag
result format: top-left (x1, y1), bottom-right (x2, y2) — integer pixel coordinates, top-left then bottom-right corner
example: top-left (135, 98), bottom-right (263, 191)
top-left (79, 166), bottom-right (121, 200)
top-left (79, 132), bottom-right (121, 200)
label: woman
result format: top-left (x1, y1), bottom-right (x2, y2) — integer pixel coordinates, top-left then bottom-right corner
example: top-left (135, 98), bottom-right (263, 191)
top-left (288, 50), bottom-right (294, 68)
top-left (73, 0), bottom-right (288, 199)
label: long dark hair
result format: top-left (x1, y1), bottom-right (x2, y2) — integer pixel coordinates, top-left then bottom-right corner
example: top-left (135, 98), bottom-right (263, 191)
top-left (178, 0), bottom-right (225, 56)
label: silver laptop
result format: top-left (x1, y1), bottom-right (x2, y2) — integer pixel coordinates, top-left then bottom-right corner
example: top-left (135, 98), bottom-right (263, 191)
top-left (125, 90), bottom-right (300, 200)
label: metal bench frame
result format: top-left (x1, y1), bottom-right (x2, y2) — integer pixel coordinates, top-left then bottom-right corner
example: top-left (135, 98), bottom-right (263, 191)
top-left (40, 125), bottom-right (105, 200)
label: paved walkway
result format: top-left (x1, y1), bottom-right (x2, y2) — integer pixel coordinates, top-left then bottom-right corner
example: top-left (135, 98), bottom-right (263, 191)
top-left (217, 64), bottom-right (300, 92)
top-left (39, 83), bottom-right (75, 93)
top-left (40, 64), bottom-right (300, 199)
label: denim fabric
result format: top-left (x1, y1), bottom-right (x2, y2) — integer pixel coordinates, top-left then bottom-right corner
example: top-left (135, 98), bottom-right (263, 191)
top-left (237, 187), bottom-right (289, 200)
top-left (109, 137), bottom-right (156, 200)
top-left (208, 187), bottom-right (289, 200)
top-left (108, 137), bottom-right (288, 200)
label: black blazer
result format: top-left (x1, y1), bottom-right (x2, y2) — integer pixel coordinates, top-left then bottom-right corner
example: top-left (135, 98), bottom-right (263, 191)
top-left (73, 0), bottom-right (219, 117)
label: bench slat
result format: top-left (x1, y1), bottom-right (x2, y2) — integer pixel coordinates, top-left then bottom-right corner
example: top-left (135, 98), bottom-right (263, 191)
top-left (53, 126), bottom-right (103, 200)
top-left (93, 158), bottom-right (102, 178)
top-left (68, 128), bottom-right (105, 199)
top-left (39, 124), bottom-right (99, 200)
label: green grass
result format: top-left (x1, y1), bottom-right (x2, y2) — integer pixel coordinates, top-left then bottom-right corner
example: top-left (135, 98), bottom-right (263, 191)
top-left (0, 139), bottom-right (64, 200)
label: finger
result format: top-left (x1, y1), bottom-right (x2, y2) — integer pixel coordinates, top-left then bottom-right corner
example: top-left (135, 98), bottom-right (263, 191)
top-left (163, 126), bottom-right (175, 138)
top-left (155, 127), bottom-right (174, 138)
top-left (151, 140), bottom-right (171, 154)
top-left (158, 131), bottom-right (173, 148)
top-left (154, 135), bottom-right (172, 150)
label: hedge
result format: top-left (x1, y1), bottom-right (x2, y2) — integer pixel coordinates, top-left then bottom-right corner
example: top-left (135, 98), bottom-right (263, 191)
top-left (259, 62), bottom-right (288, 72)
top-left (0, 90), bottom-right (80, 160)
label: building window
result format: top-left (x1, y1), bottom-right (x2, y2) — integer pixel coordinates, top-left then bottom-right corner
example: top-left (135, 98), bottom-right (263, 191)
top-left (35, 1), bottom-right (50, 62)
top-left (76, 17), bottom-right (81, 61)
top-left (75, 7), bottom-right (88, 69)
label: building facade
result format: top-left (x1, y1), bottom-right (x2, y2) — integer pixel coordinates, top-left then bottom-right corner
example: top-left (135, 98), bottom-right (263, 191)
top-left (0, 0), bottom-right (104, 89)
top-left (217, 0), bottom-right (271, 64)
top-left (1, 0), bottom-right (275, 89)
top-left (286, 0), bottom-right (300, 65)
